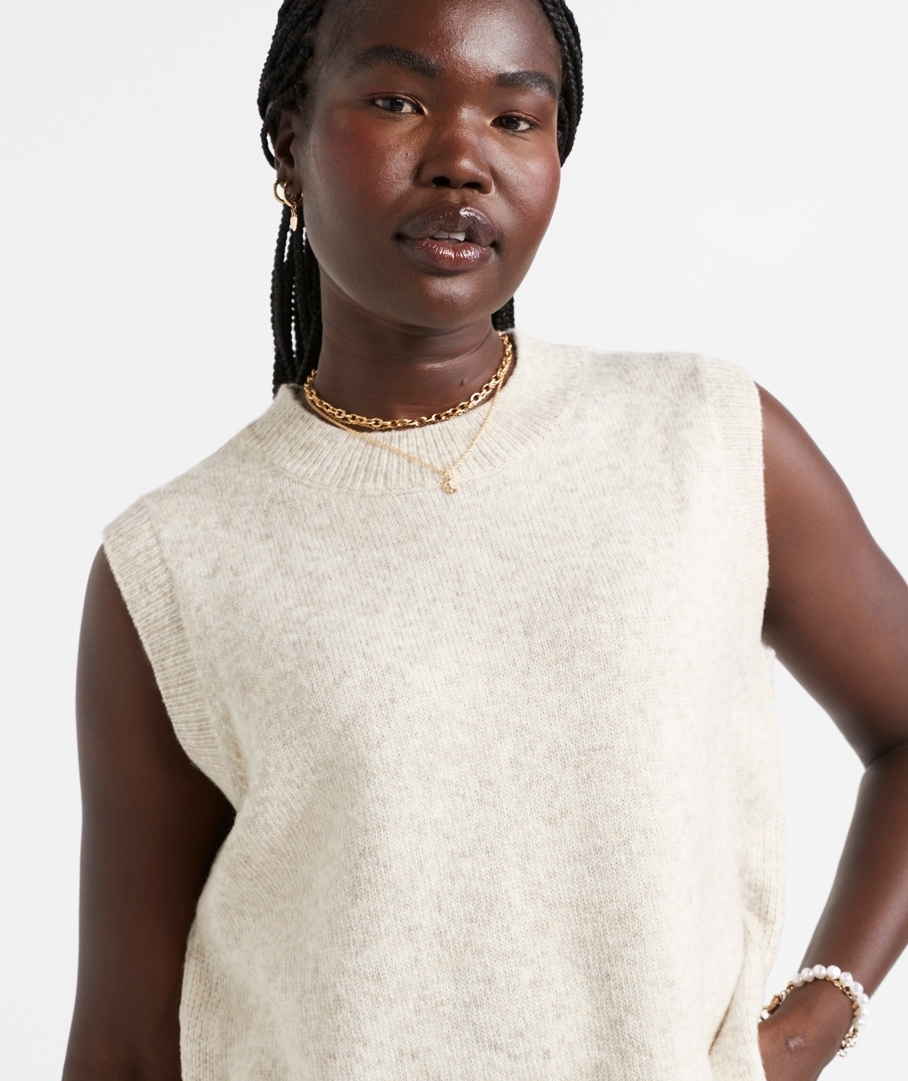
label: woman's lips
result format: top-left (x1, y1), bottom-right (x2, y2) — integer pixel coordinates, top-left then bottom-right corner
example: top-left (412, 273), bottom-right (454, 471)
top-left (399, 235), bottom-right (494, 271)
top-left (396, 204), bottom-right (498, 273)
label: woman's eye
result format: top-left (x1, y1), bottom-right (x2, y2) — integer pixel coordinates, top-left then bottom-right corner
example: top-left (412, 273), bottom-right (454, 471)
top-left (373, 97), bottom-right (420, 115)
top-left (496, 115), bottom-right (535, 134)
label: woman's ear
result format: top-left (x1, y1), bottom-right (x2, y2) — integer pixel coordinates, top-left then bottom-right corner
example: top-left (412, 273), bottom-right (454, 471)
top-left (271, 110), bottom-right (300, 187)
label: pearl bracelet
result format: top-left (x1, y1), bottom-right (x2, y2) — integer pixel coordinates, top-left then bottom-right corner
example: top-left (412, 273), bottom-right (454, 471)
top-left (760, 964), bottom-right (871, 1057)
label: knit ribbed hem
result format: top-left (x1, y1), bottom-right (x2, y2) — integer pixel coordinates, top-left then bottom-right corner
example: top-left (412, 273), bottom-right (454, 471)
top-left (103, 499), bottom-right (231, 800)
top-left (704, 357), bottom-right (770, 607)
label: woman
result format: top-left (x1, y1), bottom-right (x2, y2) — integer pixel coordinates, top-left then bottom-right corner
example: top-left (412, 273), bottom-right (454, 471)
top-left (63, 0), bottom-right (908, 1078)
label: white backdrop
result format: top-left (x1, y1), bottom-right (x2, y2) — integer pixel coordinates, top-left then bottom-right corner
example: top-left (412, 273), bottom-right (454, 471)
top-left (1, 0), bottom-right (906, 1075)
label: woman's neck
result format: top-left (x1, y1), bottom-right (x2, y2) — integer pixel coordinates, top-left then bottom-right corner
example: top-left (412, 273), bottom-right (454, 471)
top-left (311, 289), bottom-right (511, 422)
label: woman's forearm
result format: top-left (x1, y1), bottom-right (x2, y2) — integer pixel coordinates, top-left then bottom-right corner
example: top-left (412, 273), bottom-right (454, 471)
top-left (761, 743), bottom-right (908, 1077)
top-left (801, 742), bottom-right (908, 995)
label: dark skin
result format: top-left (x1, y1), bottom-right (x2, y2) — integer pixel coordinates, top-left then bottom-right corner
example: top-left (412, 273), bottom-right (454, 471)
top-left (64, 1), bottom-right (908, 1078)
top-left (285, 0), bottom-right (562, 419)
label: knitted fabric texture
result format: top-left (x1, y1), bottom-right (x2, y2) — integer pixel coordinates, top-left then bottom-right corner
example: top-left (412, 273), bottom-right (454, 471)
top-left (103, 333), bottom-right (783, 1081)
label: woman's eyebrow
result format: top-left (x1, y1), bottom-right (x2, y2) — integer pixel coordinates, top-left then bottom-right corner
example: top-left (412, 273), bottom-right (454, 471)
top-left (349, 46), bottom-right (558, 100)
top-left (350, 45), bottom-right (440, 78)
top-left (496, 70), bottom-right (558, 99)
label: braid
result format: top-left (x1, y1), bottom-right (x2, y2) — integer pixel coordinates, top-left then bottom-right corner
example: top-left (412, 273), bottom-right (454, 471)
top-left (536, 0), bottom-right (584, 163)
top-left (270, 205), bottom-right (296, 389)
top-left (259, 0), bottom-right (328, 391)
top-left (492, 298), bottom-right (516, 333)
top-left (258, 1), bottom-right (326, 168)
top-left (258, 0), bottom-right (584, 391)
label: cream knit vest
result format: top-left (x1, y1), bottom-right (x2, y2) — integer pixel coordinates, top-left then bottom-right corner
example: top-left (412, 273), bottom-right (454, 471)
top-left (104, 333), bottom-right (783, 1081)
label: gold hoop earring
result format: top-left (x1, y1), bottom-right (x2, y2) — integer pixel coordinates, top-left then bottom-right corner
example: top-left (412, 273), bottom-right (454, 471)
top-left (273, 180), bottom-right (303, 233)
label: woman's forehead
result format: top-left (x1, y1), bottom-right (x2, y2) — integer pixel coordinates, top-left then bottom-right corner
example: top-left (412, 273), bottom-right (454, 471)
top-left (319, 0), bottom-right (562, 80)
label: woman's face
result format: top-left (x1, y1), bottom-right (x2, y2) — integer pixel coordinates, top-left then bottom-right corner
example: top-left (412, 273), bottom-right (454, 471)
top-left (276, 0), bottom-right (563, 332)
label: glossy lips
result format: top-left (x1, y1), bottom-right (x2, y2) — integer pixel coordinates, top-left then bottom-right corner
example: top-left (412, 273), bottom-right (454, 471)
top-left (397, 204), bottom-right (498, 272)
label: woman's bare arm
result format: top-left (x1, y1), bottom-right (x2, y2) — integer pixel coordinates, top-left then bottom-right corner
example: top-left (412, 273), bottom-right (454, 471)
top-left (759, 387), bottom-right (908, 1080)
top-left (63, 548), bottom-right (235, 1081)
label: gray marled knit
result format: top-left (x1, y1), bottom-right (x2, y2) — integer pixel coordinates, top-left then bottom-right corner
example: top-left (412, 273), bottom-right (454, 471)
top-left (104, 332), bottom-right (783, 1081)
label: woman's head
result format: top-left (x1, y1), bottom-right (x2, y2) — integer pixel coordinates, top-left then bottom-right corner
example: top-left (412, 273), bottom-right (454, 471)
top-left (259, 0), bottom-right (583, 390)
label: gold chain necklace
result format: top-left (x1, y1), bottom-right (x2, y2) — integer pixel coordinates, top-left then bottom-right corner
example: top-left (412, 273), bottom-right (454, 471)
top-left (303, 332), bottom-right (513, 431)
top-left (303, 334), bottom-right (513, 494)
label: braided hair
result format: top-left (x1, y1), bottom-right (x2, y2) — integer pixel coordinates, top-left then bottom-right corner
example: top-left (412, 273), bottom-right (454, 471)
top-left (258, 0), bottom-right (584, 392)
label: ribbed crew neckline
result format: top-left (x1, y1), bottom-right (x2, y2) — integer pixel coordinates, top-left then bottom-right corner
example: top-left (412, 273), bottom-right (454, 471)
top-left (245, 332), bottom-right (585, 494)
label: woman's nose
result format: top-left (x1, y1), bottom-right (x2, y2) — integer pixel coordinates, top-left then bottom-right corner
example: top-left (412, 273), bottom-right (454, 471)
top-left (414, 116), bottom-right (493, 194)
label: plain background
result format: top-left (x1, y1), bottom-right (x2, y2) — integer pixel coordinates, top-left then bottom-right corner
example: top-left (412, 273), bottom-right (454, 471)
top-left (1, 0), bottom-right (906, 1075)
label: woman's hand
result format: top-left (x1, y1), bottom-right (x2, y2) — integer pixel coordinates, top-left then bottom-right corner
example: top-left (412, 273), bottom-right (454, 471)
top-left (758, 968), bottom-right (862, 1080)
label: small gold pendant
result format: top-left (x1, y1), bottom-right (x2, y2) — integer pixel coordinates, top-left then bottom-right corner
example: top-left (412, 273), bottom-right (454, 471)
top-left (442, 472), bottom-right (457, 494)
top-left (290, 210), bottom-right (299, 232)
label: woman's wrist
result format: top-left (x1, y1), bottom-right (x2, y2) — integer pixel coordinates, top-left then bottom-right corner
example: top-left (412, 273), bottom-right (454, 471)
top-left (761, 976), bottom-right (857, 1073)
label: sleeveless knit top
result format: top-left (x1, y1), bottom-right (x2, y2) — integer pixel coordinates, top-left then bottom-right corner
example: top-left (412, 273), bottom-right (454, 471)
top-left (103, 333), bottom-right (783, 1081)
